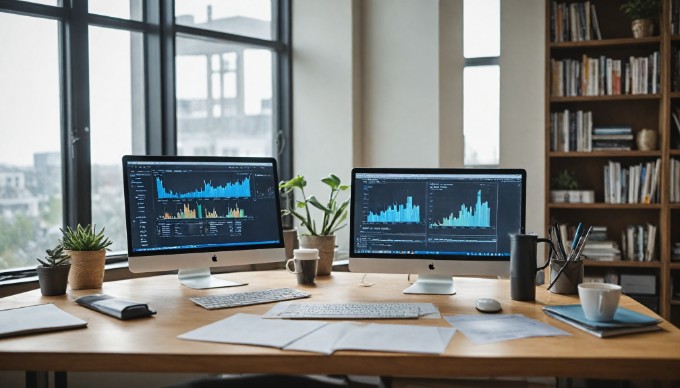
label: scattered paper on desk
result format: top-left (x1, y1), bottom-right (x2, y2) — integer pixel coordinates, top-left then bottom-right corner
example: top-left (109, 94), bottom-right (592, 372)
top-left (178, 313), bottom-right (326, 348)
top-left (445, 314), bottom-right (570, 344)
top-left (0, 304), bottom-right (87, 339)
top-left (284, 322), bottom-right (455, 355)
top-left (331, 323), bottom-right (455, 354)
top-left (262, 302), bottom-right (440, 319)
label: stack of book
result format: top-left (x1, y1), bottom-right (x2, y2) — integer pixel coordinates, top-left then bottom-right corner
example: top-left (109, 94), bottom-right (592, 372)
top-left (603, 159), bottom-right (661, 204)
top-left (581, 240), bottom-right (621, 261)
top-left (549, 109), bottom-right (592, 152)
top-left (550, 1), bottom-right (601, 42)
top-left (544, 304), bottom-right (661, 338)
top-left (550, 52), bottom-right (660, 97)
top-left (591, 126), bottom-right (633, 151)
top-left (622, 223), bottom-right (657, 262)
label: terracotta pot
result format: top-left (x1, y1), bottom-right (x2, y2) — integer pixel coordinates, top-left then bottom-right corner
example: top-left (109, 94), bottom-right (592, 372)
top-left (298, 235), bottom-right (336, 276)
top-left (631, 19), bottom-right (654, 38)
top-left (37, 265), bottom-right (70, 296)
top-left (67, 249), bottom-right (106, 290)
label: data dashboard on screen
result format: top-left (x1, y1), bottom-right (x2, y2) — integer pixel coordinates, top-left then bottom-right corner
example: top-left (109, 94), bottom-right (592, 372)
top-left (122, 156), bottom-right (284, 289)
top-left (350, 169), bottom-right (525, 261)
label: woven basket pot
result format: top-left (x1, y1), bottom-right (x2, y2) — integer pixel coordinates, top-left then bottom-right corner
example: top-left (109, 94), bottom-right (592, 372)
top-left (67, 249), bottom-right (106, 290)
top-left (298, 235), bottom-right (336, 276)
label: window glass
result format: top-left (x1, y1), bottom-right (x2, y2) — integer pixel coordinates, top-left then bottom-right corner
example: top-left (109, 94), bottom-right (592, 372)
top-left (88, 0), bottom-right (143, 21)
top-left (464, 65), bottom-right (500, 166)
top-left (175, 0), bottom-right (273, 40)
top-left (0, 13), bottom-right (62, 270)
top-left (463, 0), bottom-right (500, 58)
top-left (89, 26), bottom-right (145, 254)
top-left (176, 37), bottom-right (274, 157)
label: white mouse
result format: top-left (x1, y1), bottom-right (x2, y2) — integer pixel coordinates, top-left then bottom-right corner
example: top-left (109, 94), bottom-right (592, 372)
top-left (475, 298), bottom-right (502, 313)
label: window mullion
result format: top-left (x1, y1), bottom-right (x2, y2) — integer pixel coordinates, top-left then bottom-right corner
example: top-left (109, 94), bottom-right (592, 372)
top-left (64, 0), bottom-right (92, 227)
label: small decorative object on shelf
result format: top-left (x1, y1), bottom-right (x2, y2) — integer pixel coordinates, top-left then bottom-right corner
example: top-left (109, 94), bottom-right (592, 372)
top-left (550, 169), bottom-right (594, 203)
top-left (619, 0), bottom-right (661, 38)
top-left (59, 224), bottom-right (113, 290)
top-left (36, 245), bottom-right (71, 296)
top-left (635, 128), bottom-right (658, 151)
top-left (279, 174), bottom-right (350, 276)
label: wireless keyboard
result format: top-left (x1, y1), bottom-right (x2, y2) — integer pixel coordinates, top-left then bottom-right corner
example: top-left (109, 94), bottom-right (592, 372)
top-left (273, 303), bottom-right (420, 319)
top-left (190, 288), bottom-right (311, 310)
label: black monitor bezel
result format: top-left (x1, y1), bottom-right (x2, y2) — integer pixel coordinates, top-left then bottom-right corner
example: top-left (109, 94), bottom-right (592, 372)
top-left (349, 167), bottom-right (526, 261)
top-left (122, 155), bottom-right (285, 258)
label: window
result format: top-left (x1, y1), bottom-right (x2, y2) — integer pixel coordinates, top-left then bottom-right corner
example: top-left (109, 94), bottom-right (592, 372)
top-left (463, 0), bottom-right (500, 166)
top-left (0, 1), bottom-right (291, 273)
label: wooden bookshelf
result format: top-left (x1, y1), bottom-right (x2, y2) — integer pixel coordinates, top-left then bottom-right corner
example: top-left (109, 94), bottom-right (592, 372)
top-left (545, 0), bottom-right (678, 324)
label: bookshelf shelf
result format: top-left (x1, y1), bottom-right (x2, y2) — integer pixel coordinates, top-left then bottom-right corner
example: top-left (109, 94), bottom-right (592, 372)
top-left (583, 259), bottom-right (661, 268)
top-left (550, 36), bottom-right (661, 50)
top-left (546, 0), bottom-right (674, 323)
top-left (549, 151), bottom-right (662, 158)
top-left (548, 203), bottom-right (662, 210)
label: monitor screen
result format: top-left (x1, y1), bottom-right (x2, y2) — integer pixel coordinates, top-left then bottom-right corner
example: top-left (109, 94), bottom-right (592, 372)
top-left (122, 155), bottom-right (285, 289)
top-left (349, 168), bottom-right (526, 294)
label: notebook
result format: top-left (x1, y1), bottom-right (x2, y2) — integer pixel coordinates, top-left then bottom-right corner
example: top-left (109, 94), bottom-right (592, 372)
top-left (544, 304), bottom-right (662, 338)
top-left (0, 304), bottom-right (87, 338)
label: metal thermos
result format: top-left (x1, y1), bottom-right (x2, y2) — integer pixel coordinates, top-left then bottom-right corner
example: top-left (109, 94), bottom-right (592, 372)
top-left (510, 234), bottom-right (553, 301)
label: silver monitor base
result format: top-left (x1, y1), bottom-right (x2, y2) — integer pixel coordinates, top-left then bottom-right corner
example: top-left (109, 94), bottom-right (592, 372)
top-left (178, 268), bottom-right (247, 290)
top-left (403, 274), bottom-right (456, 295)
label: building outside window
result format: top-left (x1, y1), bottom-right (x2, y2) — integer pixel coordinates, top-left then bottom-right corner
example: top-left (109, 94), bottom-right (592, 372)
top-left (0, 1), bottom-right (291, 273)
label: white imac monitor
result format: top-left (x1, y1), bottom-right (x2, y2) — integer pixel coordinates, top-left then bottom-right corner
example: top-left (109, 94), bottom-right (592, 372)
top-left (122, 155), bottom-right (285, 289)
top-left (349, 168), bottom-right (526, 295)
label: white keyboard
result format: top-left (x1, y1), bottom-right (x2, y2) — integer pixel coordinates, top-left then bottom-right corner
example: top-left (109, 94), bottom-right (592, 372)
top-left (274, 303), bottom-right (420, 319)
top-left (190, 288), bottom-right (311, 310)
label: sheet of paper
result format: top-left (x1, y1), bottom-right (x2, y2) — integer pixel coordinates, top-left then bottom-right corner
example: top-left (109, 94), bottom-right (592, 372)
top-left (336, 323), bottom-right (455, 354)
top-left (178, 313), bottom-right (327, 348)
top-left (445, 314), bottom-right (570, 344)
top-left (284, 322), bottom-right (361, 354)
top-left (0, 304), bottom-right (87, 338)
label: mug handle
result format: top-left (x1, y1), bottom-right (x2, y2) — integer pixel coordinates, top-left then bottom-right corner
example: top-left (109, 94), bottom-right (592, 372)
top-left (598, 292), bottom-right (605, 316)
top-left (536, 238), bottom-right (555, 271)
top-left (285, 259), bottom-right (296, 274)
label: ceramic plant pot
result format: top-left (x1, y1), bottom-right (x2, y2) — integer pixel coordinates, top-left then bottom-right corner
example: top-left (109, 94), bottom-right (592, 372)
top-left (631, 19), bottom-right (654, 38)
top-left (298, 235), bottom-right (336, 276)
top-left (37, 265), bottom-right (70, 296)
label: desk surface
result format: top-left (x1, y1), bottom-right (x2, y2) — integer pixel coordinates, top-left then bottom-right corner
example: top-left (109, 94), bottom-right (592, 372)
top-left (1, 271), bottom-right (680, 380)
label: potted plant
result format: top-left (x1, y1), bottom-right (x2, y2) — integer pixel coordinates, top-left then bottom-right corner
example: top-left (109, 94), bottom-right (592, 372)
top-left (279, 174), bottom-right (349, 276)
top-left (36, 245), bottom-right (71, 296)
top-left (59, 224), bottom-right (113, 290)
top-left (550, 169), bottom-right (580, 203)
top-left (620, 0), bottom-right (661, 38)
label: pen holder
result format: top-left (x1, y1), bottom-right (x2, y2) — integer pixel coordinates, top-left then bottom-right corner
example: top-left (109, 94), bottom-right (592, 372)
top-left (549, 259), bottom-right (583, 294)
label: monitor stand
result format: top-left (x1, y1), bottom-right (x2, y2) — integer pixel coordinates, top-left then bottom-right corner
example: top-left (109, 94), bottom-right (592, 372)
top-left (403, 274), bottom-right (456, 295)
top-left (178, 268), bottom-right (247, 290)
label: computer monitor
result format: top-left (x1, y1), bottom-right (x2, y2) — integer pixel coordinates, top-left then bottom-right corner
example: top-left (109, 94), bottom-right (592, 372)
top-left (122, 155), bottom-right (285, 289)
top-left (349, 168), bottom-right (526, 295)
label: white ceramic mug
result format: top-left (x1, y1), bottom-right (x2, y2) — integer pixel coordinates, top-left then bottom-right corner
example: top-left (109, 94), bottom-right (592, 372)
top-left (578, 282), bottom-right (622, 322)
top-left (286, 248), bottom-right (319, 285)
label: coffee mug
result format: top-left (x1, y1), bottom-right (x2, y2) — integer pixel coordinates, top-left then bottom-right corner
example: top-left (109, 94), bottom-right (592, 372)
top-left (286, 248), bottom-right (319, 285)
top-left (578, 282), bottom-right (621, 321)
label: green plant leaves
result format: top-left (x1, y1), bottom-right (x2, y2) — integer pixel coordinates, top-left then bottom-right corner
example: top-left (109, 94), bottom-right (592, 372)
top-left (59, 224), bottom-right (113, 251)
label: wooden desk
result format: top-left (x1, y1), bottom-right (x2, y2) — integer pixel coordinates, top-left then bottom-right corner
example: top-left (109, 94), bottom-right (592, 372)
top-left (1, 271), bottom-right (680, 381)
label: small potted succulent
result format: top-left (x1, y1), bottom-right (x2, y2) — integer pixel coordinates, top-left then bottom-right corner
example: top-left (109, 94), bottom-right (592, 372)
top-left (279, 174), bottom-right (349, 276)
top-left (550, 170), bottom-right (580, 203)
top-left (59, 224), bottom-right (113, 290)
top-left (36, 245), bottom-right (71, 296)
top-left (620, 0), bottom-right (661, 38)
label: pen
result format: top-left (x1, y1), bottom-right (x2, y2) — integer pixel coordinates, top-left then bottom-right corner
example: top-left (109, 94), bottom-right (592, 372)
top-left (554, 221), bottom-right (568, 261)
top-left (571, 223), bottom-right (582, 254)
top-left (571, 225), bottom-right (592, 261)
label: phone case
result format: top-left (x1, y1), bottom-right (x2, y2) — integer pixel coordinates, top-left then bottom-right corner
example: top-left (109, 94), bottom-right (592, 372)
top-left (75, 294), bottom-right (156, 320)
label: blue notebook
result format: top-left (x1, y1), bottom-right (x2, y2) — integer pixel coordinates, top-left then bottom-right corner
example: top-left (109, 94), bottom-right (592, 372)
top-left (544, 304), bottom-right (662, 338)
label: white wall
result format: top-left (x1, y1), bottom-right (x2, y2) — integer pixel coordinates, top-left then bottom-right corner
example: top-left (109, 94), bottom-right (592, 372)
top-left (293, 0), bottom-right (546, 247)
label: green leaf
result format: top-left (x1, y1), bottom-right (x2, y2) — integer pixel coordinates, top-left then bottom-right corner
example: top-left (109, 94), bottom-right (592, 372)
top-left (321, 174), bottom-right (341, 189)
top-left (307, 195), bottom-right (331, 213)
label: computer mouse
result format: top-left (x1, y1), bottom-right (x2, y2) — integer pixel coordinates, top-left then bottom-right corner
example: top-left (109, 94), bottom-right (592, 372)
top-left (475, 298), bottom-right (502, 313)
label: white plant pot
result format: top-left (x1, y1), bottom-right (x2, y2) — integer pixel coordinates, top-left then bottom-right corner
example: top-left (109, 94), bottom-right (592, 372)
top-left (550, 190), bottom-right (568, 203)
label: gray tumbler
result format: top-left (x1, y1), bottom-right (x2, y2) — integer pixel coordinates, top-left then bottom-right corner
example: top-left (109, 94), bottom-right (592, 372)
top-left (509, 234), bottom-right (553, 301)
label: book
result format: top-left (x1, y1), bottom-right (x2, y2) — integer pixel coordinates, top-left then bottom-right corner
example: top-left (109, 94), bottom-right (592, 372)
top-left (543, 304), bottom-right (661, 338)
top-left (0, 304), bottom-right (87, 338)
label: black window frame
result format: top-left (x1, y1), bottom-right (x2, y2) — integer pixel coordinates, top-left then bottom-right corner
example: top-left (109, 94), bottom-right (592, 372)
top-left (0, 0), bottom-right (293, 279)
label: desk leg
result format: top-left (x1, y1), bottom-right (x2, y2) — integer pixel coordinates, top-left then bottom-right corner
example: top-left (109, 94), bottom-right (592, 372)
top-left (25, 371), bottom-right (47, 388)
top-left (55, 371), bottom-right (67, 388)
